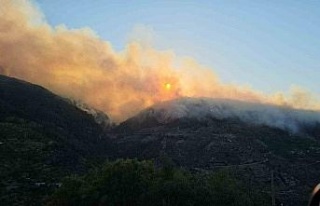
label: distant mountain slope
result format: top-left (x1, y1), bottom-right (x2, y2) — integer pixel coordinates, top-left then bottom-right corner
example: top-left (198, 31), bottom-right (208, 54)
top-left (118, 97), bottom-right (320, 136)
top-left (0, 74), bottom-right (110, 140)
top-left (0, 74), bottom-right (111, 205)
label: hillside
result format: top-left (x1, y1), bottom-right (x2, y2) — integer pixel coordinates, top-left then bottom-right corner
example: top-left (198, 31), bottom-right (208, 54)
top-left (1, 75), bottom-right (320, 205)
top-left (111, 97), bottom-right (320, 205)
top-left (0, 75), bottom-right (111, 205)
top-left (117, 97), bottom-right (320, 135)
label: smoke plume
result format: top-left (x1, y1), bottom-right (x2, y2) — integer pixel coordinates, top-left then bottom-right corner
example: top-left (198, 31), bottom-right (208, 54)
top-left (132, 97), bottom-right (320, 133)
top-left (0, 0), bottom-right (319, 122)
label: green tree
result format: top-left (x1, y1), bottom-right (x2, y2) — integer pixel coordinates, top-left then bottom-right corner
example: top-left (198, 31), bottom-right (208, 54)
top-left (47, 159), bottom-right (269, 206)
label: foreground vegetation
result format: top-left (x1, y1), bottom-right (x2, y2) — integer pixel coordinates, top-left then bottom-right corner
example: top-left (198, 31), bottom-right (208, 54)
top-left (48, 159), bottom-right (268, 206)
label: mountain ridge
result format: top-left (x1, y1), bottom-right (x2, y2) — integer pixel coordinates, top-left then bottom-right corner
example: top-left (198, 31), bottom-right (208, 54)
top-left (118, 97), bottom-right (320, 136)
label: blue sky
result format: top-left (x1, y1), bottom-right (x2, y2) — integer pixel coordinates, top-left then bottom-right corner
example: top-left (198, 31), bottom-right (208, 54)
top-left (34, 0), bottom-right (320, 96)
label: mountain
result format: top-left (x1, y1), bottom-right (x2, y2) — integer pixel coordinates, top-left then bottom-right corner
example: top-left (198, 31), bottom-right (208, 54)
top-left (2, 75), bottom-right (320, 206)
top-left (117, 97), bottom-right (320, 135)
top-left (111, 97), bottom-right (320, 206)
top-left (0, 75), bottom-right (111, 205)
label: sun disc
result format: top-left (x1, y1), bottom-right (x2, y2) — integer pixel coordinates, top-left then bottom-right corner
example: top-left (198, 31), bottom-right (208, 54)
top-left (165, 83), bottom-right (171, 90)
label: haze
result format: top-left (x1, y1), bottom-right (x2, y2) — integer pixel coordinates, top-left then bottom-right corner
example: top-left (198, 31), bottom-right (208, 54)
top-left (0, 0), bottom-right (319, 122)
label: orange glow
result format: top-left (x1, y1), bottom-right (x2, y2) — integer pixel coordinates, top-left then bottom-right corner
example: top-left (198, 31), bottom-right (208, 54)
top-left (165, 83), bottom-right (172, 90)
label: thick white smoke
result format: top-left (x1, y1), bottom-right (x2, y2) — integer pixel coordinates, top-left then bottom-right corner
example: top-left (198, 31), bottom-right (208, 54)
top-left (0, 0), bottom-right (319, 123)
top-left (135, 97), bottom-right (320, 133)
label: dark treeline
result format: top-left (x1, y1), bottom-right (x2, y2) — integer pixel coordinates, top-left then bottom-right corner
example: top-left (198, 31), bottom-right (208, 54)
top-left (47, 159), bottom-right (269, 206)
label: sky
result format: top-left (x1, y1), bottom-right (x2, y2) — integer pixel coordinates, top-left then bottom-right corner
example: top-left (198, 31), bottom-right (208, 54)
top-left (34, 0), bottom-right (320, 96)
